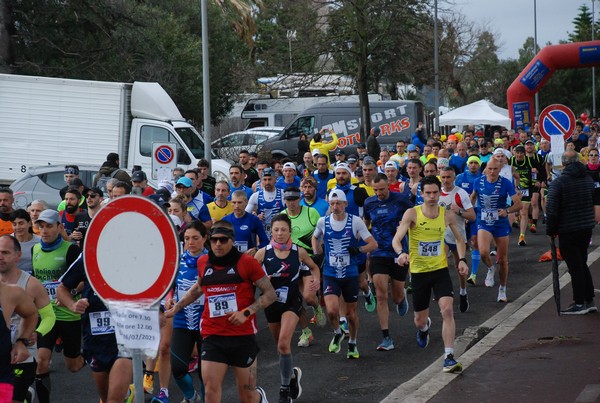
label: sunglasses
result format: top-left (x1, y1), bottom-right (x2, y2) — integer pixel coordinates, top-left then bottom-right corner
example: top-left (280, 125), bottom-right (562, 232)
top-left (210, 237), bottom-right (230, 244)
top-left (86, 193), bottom-right (99, 198)
top-left (589, 154), bottom-right (599, 157)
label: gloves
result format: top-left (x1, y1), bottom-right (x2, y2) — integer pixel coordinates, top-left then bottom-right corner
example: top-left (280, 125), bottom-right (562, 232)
top-left (348, 246), bottom-right (361, 256)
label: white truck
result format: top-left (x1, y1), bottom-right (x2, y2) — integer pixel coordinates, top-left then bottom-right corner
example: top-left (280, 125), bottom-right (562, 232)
top-left (0, 74), bottom-right (230, 186)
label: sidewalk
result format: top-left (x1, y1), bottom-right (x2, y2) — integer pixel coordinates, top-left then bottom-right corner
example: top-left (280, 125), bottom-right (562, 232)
top-left (433, 254), bottom-right (600, 402)
top-left (384, 246), bottom-right (600, 403)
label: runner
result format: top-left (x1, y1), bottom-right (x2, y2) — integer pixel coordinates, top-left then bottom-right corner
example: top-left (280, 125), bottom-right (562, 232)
top-left (363, 174), bottom-right (413, 351)
top-left (311, 189), bottom-right (377, 359)
top-left (223, 190), bottom-right (269, 256)
top-left (165, 221), bottom-right (276, 403)
top-left (392, 175), bottom-right (468, 373)
top-left (246, 168), bottom-right (285, 238)
top-left (254, 214), bottom-right (320, 403)
top-left (471, 158), bottom-right (522, 302)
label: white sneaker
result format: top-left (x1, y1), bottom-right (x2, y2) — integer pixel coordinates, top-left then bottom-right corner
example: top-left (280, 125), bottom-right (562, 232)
top-left (497, 288), bottom-right (507, 303)
top-left (484, 267), bottom-right (495, 287)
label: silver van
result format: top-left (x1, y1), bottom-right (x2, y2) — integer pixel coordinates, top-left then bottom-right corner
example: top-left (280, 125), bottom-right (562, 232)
top-left (262, 101), bottom-right (425, 159)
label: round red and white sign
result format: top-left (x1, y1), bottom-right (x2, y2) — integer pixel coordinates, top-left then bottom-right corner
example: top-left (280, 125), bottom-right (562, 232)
top-left (84, 196), bottom-right (179, 305)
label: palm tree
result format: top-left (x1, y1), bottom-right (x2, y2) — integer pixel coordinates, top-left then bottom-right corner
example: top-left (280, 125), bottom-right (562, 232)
top-left (214, 0), bottom-right (263, 46)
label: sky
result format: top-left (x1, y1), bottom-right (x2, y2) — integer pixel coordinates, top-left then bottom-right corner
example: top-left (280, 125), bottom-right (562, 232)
top-left (457, 0), bottom-right (587, 60)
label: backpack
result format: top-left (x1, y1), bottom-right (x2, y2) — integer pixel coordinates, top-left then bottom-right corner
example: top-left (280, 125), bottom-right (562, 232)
top-left (97, 169), bottom-right (122, 197)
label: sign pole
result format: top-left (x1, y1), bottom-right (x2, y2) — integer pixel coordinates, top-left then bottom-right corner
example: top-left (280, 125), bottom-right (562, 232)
top-left (133, 350), bottom-right (144, 403)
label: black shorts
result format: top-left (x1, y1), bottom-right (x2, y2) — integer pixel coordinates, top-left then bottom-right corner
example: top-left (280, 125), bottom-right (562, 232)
top-left (411, 268), bottom-right (454, 312)
top-left (358, 262), bottom-right (367, 274)
top-left (82, 336), bottom-right (130, 373)
top-left (37, 319), bottom-right (82, 358)
top-left (264, 294), bottom-right (303, 323)
top-left (322, 276), bottom-right (359, 303)
top-left (201, 335), bottom-right (259, 368)
top-left (369, 256), bottom-right (409, 281)
top-left (12, 361), bottom-right (36, 401)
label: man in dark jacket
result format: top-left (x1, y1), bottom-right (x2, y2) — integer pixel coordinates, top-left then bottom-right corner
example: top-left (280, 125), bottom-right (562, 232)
top-left (93, 153), bottom-right (132, 187)
top-left (367, 127), bottom-right (381, 161)
top-left (546, 150), bottom-right (597, 315)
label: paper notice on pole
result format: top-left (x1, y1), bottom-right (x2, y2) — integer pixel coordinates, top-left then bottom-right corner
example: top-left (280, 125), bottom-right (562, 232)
top-left (549, 135), bottom-right (565, 179)
top-left (108, 304), bottom-right (160, 354)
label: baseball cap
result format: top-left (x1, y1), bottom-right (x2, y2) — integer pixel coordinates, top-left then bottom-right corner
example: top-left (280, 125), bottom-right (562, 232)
top-left (87, 187), bottom-right (104, 197)
top-left (282, 162), bottom-right (296, 170)
top-left (384, 161), bottom-right (398, 170)
top-left (312, 149), bottom-right (321, 156)
top-left (335, 163), bottom-right (352, 175)
top-left (335, 149), bottom-right (345, 156)
top-left (525, 139), bottom-right (535, 145)
top-left (329, 189), bottom-right (347, 202)
top-left (467, 156), bottom-right (481, 165)
top-left (262, 167), bottom-right (275, 177)
top-left (131, 171), bottom-right (147, 182)
top-left (36, 209), bottom-right (60, 225)
top-left (176, 177), bottom-right (193, 188)
top-left (407, 144), bottom-right (417, 152)
top-left (357, 143), bottom-right (366, 148)
top-left (494, 138), bottom-right (504, 145)
top-left (514, 145), bottom-right (525, 153)
top-left (347, 156), bottom-right (357, 164)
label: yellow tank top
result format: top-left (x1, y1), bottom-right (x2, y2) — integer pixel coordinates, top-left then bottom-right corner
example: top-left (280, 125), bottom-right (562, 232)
top-left (408, 205), bottom-right (447, 273)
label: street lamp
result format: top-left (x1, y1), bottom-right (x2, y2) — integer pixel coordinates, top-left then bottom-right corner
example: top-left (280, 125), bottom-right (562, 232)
top-left (534, 0), bottom-right (539, 121)
top-left (593, 0), bottom-right (596, 117)
top-left (287, 30), bottom-right (297, 74)
top-left (434, 0), bottom-right (439, 132)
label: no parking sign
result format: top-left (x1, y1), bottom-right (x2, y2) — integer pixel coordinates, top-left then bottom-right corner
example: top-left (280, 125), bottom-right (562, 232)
top-left (539, 104), bottom-right (576, 141)
top-left (151, 142), bottom-right (177, 181)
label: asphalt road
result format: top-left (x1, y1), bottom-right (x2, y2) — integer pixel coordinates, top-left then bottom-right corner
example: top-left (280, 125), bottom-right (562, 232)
top-left (46, 221), bottom-right (599, 402)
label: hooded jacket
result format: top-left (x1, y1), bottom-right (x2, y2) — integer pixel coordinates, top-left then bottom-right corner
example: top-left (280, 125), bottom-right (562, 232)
top-left (92, 161), bottom-right (132, 186)
top-left (546, 161), bottom-right (595, 236)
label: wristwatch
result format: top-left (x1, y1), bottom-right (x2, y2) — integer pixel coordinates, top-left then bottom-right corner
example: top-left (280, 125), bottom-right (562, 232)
top-left (16, 338), bottom-right (30, 347)
top-left (243, 309), bottom-right (251, 318)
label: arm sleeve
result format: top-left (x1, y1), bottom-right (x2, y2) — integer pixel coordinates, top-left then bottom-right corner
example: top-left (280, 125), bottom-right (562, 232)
top-left (313, 218), bottom-right (325, 239)
top-left (246, 193), bottom-right (259, 213)
top-left (35, 303), bottom-right (56, 336)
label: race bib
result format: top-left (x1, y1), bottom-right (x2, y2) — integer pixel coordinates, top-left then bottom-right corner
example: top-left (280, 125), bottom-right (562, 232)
top-left (275, 286), bottom-right (289, 303)
top-left (481, 209), bottom-right (499, 224)
top-left (328, 252), bottom-right (350, 268)
top-left (43, 281), bottom-right (60, 301)
top-left (207, 293), bottom-right (238, 318)
top-left (235, 241), bottom-right (248, 252)
top-left (89, 311), bottom-right (115, 336)
top-left (418, 241), bottom-right (441, 257)
top-left (521, 188), bottom-right (529, 197)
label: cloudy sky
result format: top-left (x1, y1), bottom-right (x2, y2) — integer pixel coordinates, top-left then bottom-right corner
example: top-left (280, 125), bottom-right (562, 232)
top-left (457, 0), bottom-right (587, 60)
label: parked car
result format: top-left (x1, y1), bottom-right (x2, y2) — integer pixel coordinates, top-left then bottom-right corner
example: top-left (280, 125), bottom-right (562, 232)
top-left (10, 164), bottom-right (101, 210)
top-left (212, 127), bottom-right (283, 163)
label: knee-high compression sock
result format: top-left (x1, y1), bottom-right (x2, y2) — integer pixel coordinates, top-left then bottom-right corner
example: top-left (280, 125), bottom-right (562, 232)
top-left (35, 372), bottom-right (51, 403)
top-left (471, 250), bottom-right (481, 276)
top-left (175, 373), bottom-right (195, 400)
top-left (279, 353), bottom-right (293, 387)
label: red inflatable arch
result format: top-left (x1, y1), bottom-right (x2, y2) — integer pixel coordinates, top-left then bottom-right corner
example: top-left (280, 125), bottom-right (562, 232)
top-left (507, 40), bottom-right (600, 128)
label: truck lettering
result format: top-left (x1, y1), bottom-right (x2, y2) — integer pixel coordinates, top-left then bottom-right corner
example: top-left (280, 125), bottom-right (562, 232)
top-left (384, 108), bottom-right (397, 119)
top-left (347, 119), bottom-right (360, 131)
top-left (337, 132), bottom-right (361, 148)
top-left (372, 112), bottom-right (383, 123)
top-left (380, 118), bottom-right (412, 137)
top-left (395, 105), bottom-right (407, 114)
top-left (331, 121), bottom-right (348, 137)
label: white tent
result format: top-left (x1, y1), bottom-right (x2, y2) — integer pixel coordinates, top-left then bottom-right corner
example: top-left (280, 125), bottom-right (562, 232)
top-left (439, 100), bottom-right (511, 128)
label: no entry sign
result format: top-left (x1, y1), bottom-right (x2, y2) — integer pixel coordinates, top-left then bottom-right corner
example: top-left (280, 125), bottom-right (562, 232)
top-left (84, 195), bottom-right (179, 306)
top-left (539, 104), bottom-right (576, 141)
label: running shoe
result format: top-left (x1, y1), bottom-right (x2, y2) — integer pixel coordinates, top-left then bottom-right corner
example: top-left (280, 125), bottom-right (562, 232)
top-left (188, 355), bottom-right (199, 373)
top-left (443, 354), bottom-right (463, 373)
top-left (518, 234), bottom-right (526, 246)
top-left (289, 367), bottom-right (302, 399)
top-left (459, 294), bottom-right (469, 313)
top-left (561, 303), bottom-right (588, 315)
top-left (278, 387), bottom-right (291, 403)
top-left (484, 267), bottom-right (495, 288)
top-left (256, 386), bottom-right (269, 403)
top-left (181, 391), bottom-right (202, 403)
top-left (143, 372), bottom-right (154, 394)
top-left (396, 297), bottom-right (409, 316)
top-left (489, 249), bottom-right (497, 256)
top-left (328, 332), bottom-right (345, 353)
top-left (586, 301), bottom-right (598, 313)
top-left (314, 305), bottom-right (327, 327)
top-left (466, 274), bottom-right (476, 285)
top-left (297, 328), bottom-right (313, 347)
top-left (497, 288), bottom-right (508, 303)
top-left (416, 318), bottom-right (431, 348)
top-left (340, 320), bottom-right (349, 335)
top-left (347, 343), bottom-right (359, 359)
top-left (529, 223), bottom-right (537, 233)
top-left (151, 390), bottom-right (170, 403)
top-left (364, 292), bottom-right (376, 313)
top-left (125, 384), bottom-right (135, 403)
top-left (377, 336), bottom-right (394, 351)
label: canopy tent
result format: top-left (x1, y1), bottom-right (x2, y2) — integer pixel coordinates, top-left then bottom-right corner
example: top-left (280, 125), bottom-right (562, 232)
top-left (439, 100), bottom-right (511, 128)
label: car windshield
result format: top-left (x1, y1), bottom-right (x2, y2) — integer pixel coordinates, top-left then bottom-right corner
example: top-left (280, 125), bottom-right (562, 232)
top-left (175, 127), bottom-right (216, 159)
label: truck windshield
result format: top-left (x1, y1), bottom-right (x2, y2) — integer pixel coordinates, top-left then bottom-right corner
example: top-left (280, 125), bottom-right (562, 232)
top-left (176, 127), bottom-right (207, 159)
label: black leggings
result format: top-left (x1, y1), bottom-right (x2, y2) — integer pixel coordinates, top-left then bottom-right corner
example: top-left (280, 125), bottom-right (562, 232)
top-left (170, 328), bottom-right (202, 380)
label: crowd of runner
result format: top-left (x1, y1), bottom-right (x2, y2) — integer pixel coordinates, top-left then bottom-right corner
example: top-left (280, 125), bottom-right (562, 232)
top-left (0, 121), bottom-right (598, 403)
